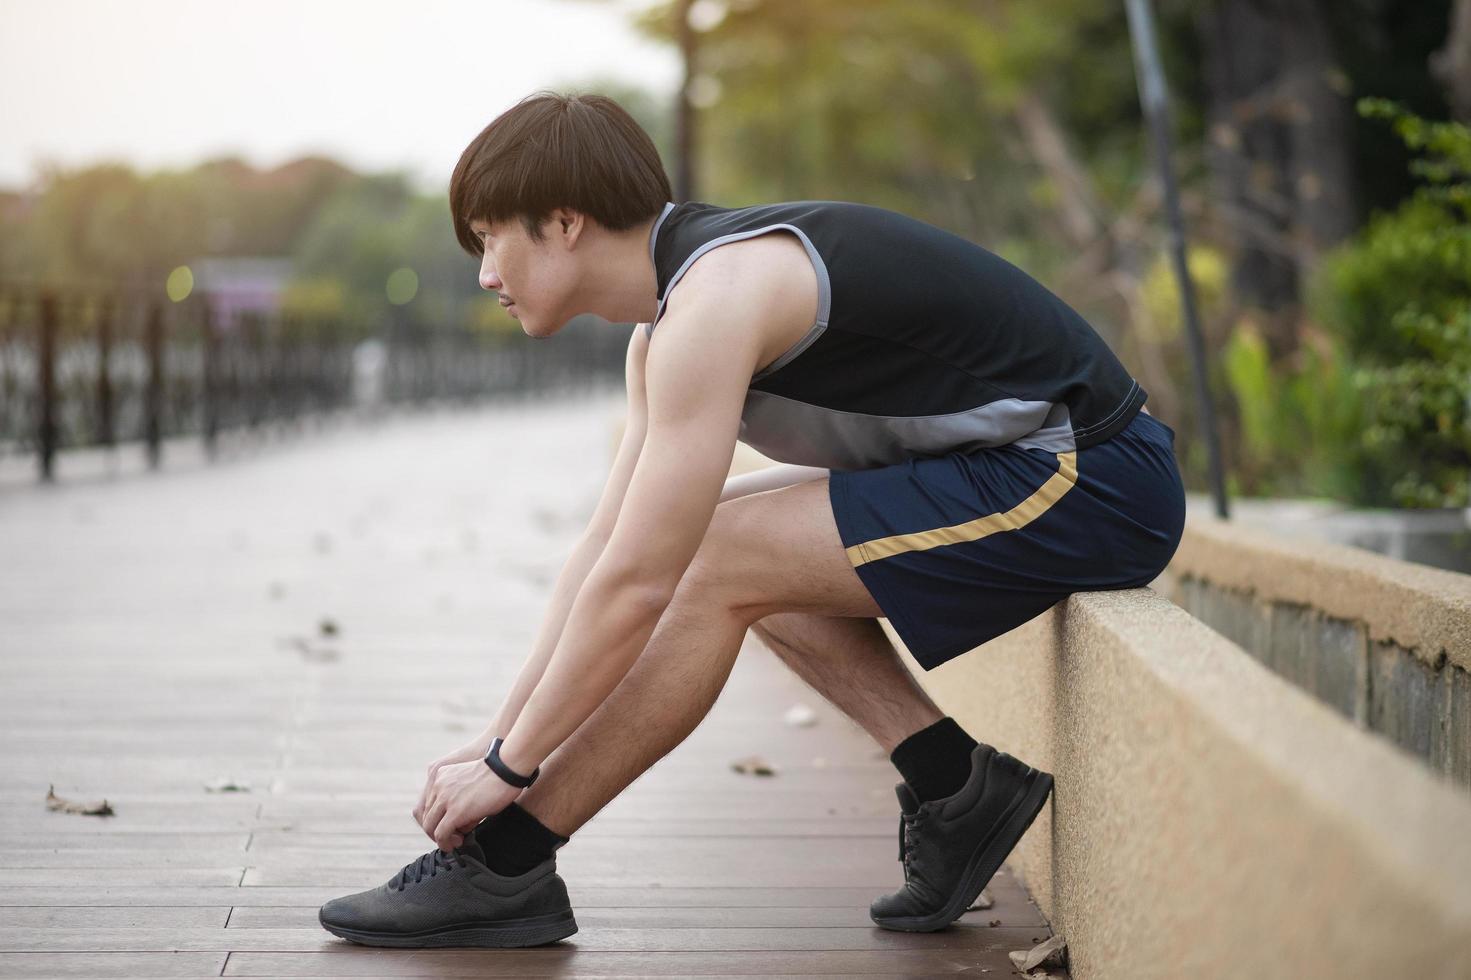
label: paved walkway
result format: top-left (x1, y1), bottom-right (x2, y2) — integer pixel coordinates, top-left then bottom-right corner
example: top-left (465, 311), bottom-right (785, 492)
top-left (0, 394), bottom-right (1065, 978)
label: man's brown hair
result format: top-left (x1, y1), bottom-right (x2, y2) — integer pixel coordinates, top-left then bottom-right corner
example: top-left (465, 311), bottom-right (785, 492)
top-left (449, 91), bottom-right (672, 256)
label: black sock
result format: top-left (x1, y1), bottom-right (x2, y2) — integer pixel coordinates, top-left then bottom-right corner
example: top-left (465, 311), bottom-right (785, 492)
top-left (470, 801), bottom-right (569, 876)
top-left (890, 716), bottom-right (981, 803)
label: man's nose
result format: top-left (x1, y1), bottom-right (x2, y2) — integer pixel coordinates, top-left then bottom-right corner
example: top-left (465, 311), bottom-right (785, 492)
top-left (479, 260), bottom-right (501, 292)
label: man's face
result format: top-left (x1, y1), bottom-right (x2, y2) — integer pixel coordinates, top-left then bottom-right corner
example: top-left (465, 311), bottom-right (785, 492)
top-left (470, 214), bottom-right (574, 335)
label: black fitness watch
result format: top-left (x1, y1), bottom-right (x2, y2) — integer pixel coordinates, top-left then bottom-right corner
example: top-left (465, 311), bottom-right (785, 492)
top-left (484, 736), bottom-right (540, 788)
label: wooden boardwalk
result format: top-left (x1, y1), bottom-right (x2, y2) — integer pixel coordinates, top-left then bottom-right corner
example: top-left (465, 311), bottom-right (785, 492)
top-left (0, 394), bottom-right (1066, 978)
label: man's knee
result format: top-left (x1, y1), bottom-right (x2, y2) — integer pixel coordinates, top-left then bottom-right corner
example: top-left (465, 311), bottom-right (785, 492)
top-left (676, 501), bottom-right (766, 617)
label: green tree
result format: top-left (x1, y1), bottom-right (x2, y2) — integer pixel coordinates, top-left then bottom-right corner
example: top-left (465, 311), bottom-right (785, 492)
top-left (1310, 99), bottom-right (1471, 507)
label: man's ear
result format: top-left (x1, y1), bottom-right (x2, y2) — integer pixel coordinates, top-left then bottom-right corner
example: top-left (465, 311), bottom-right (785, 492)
top-left (550, 207), bottom-right (586, 249)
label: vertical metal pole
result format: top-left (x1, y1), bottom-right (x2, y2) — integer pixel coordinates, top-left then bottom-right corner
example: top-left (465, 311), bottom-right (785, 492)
top-left (675, 0), bottom-right (695, 202)
top-left (145, 301), bottom-right (164, 469)
top-left (1125, 0), bottom-right (1230, 520)
top-left (97, 296), bottom-right (114, 448)
top-left (245, 312), bottom-right (265, 430)
top-left (37, 290), bottom-right (58, 482)
top-left (201, 297), bottom-right (218, 457)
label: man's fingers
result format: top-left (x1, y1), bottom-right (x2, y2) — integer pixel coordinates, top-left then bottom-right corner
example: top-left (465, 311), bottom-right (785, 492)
top-left (432, 809), bottom-right (462, 851)
top-left (412, 768), bottom-right (438, 824)
top-left (420, 792), bottom-right (445, 839)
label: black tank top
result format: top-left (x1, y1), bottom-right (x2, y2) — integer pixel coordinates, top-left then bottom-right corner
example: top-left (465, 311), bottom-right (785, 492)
top-left (645, 199), bottom-right (1148, 470)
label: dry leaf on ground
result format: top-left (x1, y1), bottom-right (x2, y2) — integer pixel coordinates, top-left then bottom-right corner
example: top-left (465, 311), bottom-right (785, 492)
top-left (1009, 934), bottom-right (1067, 971)
top-left (730, 755), bottom-right (777, 776)
top-left (45, 784), bottom-right (114, 816)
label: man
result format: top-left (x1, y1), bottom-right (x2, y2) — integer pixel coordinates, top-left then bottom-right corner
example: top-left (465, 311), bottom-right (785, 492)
top-left (319, 90), bottom-right (1187, 948)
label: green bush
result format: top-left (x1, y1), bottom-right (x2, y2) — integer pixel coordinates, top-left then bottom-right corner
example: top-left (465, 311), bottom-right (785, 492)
top-left (1308, 99), bottom-right (1471, 508)
top-left (1221, 319), bottom-right (1371, 502)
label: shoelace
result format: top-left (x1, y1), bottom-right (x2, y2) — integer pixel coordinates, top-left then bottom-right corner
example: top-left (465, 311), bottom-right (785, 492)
top-left (391, 847), bottom-right (468, 891)
top-left (897, 813), bottom-right (920, 877)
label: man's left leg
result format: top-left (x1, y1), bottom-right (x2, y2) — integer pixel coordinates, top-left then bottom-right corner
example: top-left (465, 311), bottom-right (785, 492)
top-left (497, 472), bottom-right (1048, 934)
top-left (512, 476), bottom-right (887, 837)
top-left (318, 478), bottom-right (876, 949)
top-left (320, 474), bottom-right (1047, 945)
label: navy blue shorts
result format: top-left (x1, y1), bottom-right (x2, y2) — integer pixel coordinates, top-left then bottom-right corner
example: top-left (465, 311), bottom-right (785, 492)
top-left (827, 408), bottom-right (1186, 671)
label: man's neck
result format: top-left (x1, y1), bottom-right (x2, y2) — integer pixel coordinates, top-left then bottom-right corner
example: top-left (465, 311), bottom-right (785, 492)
top-left (576, 213), bottom-right (662, 325)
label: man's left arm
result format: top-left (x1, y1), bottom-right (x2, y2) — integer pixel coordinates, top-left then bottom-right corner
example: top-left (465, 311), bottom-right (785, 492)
top-left (421, 261), bottom-right (772, 848)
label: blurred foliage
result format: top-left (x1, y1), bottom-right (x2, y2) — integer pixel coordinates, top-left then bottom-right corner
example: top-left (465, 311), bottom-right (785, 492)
top-left (1220, 318), bottom-right (1370, 502)
top-left (1308, 99), bottom-right (1471, 508)
top-left (0, 75), bottom-right (675, 345)
top-left (0, 0), bottom-right (1465, 513)
top-left (1139, 245), bottom-right (1228, 344)
top-left (279, 277), bottom-right (348, 320)
top-left (0, 156), bottom-right (490, 340)
top-left (634, 0), bottom-right (1202, 282)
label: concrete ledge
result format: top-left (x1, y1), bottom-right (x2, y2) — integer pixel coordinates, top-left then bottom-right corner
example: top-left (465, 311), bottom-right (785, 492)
top-left (920, 589), bottom-right (1471, 979)
top-left (1163, 513), bottom-right (1471, 789)
top-left (1170, 513), bottom-right (1471, 672)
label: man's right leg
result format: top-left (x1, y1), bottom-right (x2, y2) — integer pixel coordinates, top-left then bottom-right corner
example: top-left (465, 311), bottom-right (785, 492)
top-left (750, 612), bottom-right (984, 806)
top-left (749, 612), bottom-right (943, 755)
top-left (727, 468), bottom-right (979, 789)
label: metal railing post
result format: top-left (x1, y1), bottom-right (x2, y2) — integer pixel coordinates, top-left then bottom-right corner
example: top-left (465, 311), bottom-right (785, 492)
top-left (145, 301), bottom-right (164, 469)
top-left (96, 295), bottom-right (115, 448)
top-left (37, 291), bottom-right (58, 482)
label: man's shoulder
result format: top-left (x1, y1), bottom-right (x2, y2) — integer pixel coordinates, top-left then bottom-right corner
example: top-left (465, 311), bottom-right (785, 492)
top-left (679, 227), bottom-right (812, 283)
top-left (658, 232), bottom-right (820, 372)
top-left (668, 231), bottom-right (817, 325)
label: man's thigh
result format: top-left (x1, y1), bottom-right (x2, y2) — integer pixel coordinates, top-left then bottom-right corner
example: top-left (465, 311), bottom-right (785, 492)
top-left (686, 477), bottom-right (885, 622)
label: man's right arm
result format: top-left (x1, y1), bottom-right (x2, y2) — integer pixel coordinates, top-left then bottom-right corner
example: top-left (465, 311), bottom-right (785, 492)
top-left (480, 323), bottom-right (652, 741)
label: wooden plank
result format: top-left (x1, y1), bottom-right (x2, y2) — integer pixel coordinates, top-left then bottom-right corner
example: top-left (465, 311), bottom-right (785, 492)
top-left (0, 907), bottom-right (229, 928)
top-left (0, 924), bottom-right (1049, 952)
top-left (0, 833), bottom-right (249, 849)
top-left (0, 848), bottom-right (254, 868)
top-left (0, 951), bottom-right (226, 978)
top-left (223, 835), bottom-right (906, 874)
top-left (255, 790), bottom-right (900, 821)
top-left (0, 869), bottom-right (244, 887)
top-left (244, 818), bottom-right (899, 844)
top-left (0, 884), bottom-right (929, 909)
top-left (227, 902), bottom-right (1048, 930)
top-left (222, 947), bottom-right (1046, 976)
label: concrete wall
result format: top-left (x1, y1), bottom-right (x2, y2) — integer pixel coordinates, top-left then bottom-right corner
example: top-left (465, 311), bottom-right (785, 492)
top-left (1159, 515), bottom-right (1471, 790)
top-left (912, 587), bottom-right (1471, 979)
top-left (652, 428), bottom-right (1471, 977)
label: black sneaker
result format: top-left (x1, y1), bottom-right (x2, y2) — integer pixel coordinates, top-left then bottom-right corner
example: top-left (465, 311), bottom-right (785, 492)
top-left (870, 743), bottom-right (1054, 932)
top-left (318, 833), bottom-right (577, 947)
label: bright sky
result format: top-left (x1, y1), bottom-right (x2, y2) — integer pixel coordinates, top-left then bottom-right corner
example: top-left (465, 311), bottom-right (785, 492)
top-left (0, 0), bottom-right (681, 193)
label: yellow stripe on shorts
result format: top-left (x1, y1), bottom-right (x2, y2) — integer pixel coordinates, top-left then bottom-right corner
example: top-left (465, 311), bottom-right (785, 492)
top-left (845, 450), bottom-right (1078, 568)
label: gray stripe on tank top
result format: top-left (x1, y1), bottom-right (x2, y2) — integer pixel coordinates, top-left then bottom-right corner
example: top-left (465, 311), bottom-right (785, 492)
top-left (644, 224), bottom-right (833, 380)
top-left (736, 392), bottom-right (1077, 471)
top-left (647, 201), bottom-right (676, 270)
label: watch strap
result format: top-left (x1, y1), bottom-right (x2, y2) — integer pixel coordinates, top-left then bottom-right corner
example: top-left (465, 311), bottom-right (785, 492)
top-left (484, 736), bottom-right (539, 788)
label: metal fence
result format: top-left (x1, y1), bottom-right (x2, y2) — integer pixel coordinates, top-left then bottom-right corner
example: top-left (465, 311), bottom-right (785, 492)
top-left (0, 283), bottom-right (629, 480)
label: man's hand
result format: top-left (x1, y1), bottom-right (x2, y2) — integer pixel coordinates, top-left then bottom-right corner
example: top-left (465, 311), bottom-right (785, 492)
top-left (417, 759), bottom-right (522, 851)
top-left (413, 735), bottom-right (495, 837)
